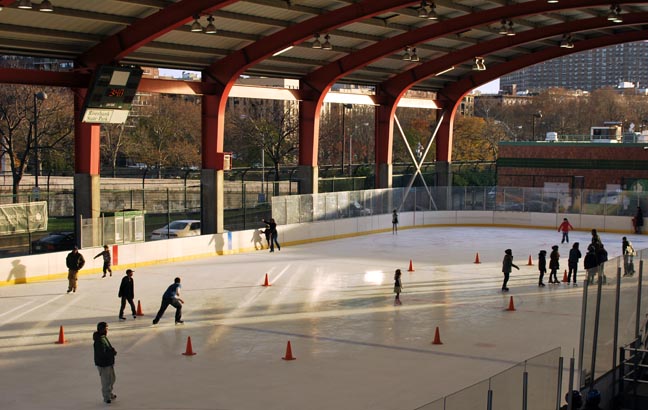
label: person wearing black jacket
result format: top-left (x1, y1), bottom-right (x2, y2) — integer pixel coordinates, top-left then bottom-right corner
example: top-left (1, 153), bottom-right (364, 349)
top-left (93, 322), bottom-right (117, 404)
top-left (567, 242), bottom-right (582, 285)
top-left (583, 245), bottom-right (599, 285)
top-left (65, 246), bottom-right (85, 293)
top-left (262, 218), bottom-right (281, 252)
top-left (501, 249), bottom-right (519, 291)
top-left (538, 250), bottom-right (547, 287)
top-left (549, 245), bottom-right (560, 284)
top-left (118, 269), bottom-right (137, 320)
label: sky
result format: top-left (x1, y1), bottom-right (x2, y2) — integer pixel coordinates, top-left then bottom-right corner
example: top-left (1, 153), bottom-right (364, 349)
top-left (475, 79), bottom-right (500, 94)
top-left (160, 68), bottom-right (501, 95)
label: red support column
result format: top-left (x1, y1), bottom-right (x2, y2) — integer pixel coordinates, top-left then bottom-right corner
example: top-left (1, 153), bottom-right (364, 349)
top-left (296, 87), bottom-right (325, 194)
top-left (73, 89), bottom-right (101, 247)
top-left (200, 92), bottom-right (227, 234)
top-left (374, 102), bottom-right (397, 189)
top-left (73, 89), bottom-right (100, 175)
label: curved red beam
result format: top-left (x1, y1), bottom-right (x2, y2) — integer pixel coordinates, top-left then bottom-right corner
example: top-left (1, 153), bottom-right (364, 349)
top-left (302, 0), bottom-right (637, 96)
top-left (78, 0), bottom-right (238, 68)
top-left (380, 12), bottom-right (648, 103)
top-left (204, 0), bottom-right (419, 92)
top-left (431, 28), bottom-right (648, 164)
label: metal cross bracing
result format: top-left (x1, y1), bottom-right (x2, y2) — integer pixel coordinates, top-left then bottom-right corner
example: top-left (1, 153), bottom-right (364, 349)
top-left (393, 112), bottom-right (442, 211)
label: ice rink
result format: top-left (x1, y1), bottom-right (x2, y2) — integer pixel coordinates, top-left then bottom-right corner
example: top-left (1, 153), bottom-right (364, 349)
top-left (1, 226), bottom-right (645, 410)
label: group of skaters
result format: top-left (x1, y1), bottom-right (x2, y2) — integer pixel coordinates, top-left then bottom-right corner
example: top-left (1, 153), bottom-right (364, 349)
top-left (63, 244), bottom-right (186, 404)
top-left (502, 219), bottom-right (638, 291)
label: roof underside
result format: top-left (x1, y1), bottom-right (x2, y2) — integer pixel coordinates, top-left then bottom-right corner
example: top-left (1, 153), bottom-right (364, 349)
top-left (1, 0), bottom-right (648, 92)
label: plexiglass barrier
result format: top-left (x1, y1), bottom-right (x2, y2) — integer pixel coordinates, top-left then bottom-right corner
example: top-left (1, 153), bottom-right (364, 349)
top-left (272, 186), bottom-right (647, 225)
top-left (414, 348), bottom-right (561, 410)
top-left (579, 249), bottom-right (647, 394)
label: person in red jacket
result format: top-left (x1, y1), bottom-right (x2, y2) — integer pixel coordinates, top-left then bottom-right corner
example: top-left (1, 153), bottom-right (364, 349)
top-left (558, 218), bottom-right (574, 244)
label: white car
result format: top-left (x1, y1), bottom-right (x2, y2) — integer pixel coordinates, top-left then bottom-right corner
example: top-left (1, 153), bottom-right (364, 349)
top-left (150, 220), bottom-right (201, 240)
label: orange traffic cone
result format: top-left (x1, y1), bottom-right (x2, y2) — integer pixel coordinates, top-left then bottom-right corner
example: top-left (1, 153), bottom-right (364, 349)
top-left (432, 326), bottom-right (443, 345)
top-left (262, 273), bottom-right (271, 287)
top-left (55, 325), bottom-right (66, 344)
top-left (282, 340), bottom-right (296, 360)
top-left (136, 300), bottom-right (144, 316)
top-left (562, 270), bottom-right (568, 283)
top-left (182, 336), bottom-right (197, 356)
top-left (527, 255), bottom-right (533, 266)
top-left (506, 296), bottom-right (516, 311)
top-left (407, 259), bottom-right (415, 272)
top-left (474, 252), bottom-right (481, 264)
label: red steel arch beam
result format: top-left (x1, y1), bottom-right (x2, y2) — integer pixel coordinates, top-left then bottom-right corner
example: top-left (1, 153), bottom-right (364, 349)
top-left (299, 0), bottom-right (632, 167)
top-left (433, 28), bottom-right (648, 165)
top-left (200, 0), bottom-right (419, 170)
top-left (373, 11), bottom-right (648, 185)
top-left (302, 0), bottom-right (620, 95)
top-left (78, 0), bottom-right (238, 68)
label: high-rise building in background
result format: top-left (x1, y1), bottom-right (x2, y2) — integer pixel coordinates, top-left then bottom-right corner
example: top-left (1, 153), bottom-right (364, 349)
top-left (500, 41), bottom-right (648, 92)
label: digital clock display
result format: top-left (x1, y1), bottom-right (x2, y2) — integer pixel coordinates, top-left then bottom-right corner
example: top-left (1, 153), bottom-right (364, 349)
top-left (107, 88), bottom-right (125, 98)
top-left (82, 65), bottom-right (144, 123)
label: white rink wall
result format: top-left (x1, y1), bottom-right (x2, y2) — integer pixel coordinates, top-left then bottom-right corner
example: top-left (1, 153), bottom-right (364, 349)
top-left (0, 210), bottom-right (634, 286)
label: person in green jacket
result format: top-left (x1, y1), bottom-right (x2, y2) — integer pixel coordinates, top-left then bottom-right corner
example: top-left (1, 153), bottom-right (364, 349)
top-left (93, 322), bottom-right (117, 404)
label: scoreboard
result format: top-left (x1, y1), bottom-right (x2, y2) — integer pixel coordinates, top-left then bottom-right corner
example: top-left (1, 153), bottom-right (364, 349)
top-left (82, 65), bottom-right (144, 124)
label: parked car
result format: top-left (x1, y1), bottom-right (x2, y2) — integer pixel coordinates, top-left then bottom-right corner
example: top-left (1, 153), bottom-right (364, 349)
top-left (350, 201), bottom-right (372, 216)
top-left (150, 220), bottom-right (201, 240)
top-left (31, 232), bottom-right (76, 254)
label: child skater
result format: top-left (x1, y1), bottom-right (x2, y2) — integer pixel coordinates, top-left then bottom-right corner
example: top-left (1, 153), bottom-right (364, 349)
top-left (394, 269), bottom-right (402, 305)
top-left (94, 245), bottom-right (113, 278)
top-left (538, 250), bottom-right (547, 287)
top-left (549, 245), bottom-right (560, 284)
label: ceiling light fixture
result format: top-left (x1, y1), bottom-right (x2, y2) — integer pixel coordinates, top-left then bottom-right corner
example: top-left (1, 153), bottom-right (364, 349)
top-left (204, 15), bottom-right (217, 34)
top-left (498, 20), bottom-right (508, 35)
top-left (473, 57), bottom-right (486, 71)
top-left (410, 48), bottom-right (420, 62)
top-left (608, 4), bottom-right (623, 23)
top-left (613, 5), bottom-right (623, 23)
top-left (312, 33), bottom-right (322, 49)
top-left (427, 2), bottom-right (438, 20)
top-left (506, 20), bottom-right (516, 36)
top-left (18, 0), bottom-right (32, 9)
top-left (547, 0), bottom-right (559, 3)
top-left (402, 46), bottom-right (411, 61)
top-left (417, 0), bottom-right (429, 18)
top-left (39, 0), bottom-right (53, 12)
top-left (190, 15), bottom-right (203, 32)
top-left (560, 34), bottom-right (574, 49)
top-left (322, 34), bottom-right (332, 50)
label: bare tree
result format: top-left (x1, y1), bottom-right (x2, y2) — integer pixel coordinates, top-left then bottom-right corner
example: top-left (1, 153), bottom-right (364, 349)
top-left (101, 123), bottom-right (128, 177)
top-left (0, 85), bottom-right (72, 201)
top-left (128, 95), bottom-right (201, 177)
top-left (229, 99), bottom-right (299, 190)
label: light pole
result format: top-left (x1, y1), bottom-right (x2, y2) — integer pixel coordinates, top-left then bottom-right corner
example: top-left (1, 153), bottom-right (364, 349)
top-left (341, 104), bottom-right (351, 175)
top-left (349, 122), bottom-right (369, 176)
top-left (531, 111), bottom-right (542, 140)
top-left (33, 91), bottom-right (47, 193)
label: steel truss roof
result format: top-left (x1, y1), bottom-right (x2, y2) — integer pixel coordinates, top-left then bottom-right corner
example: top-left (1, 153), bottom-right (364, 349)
top-left (0, 1), bottom-right (648, 94)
